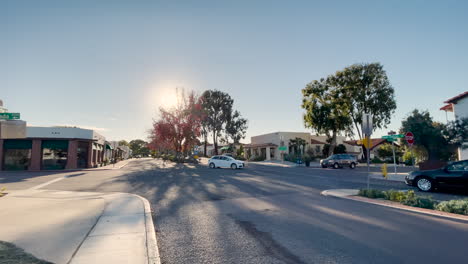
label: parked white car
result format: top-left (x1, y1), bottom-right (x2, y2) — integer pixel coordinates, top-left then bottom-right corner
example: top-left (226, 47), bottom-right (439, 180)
top-left (208, 155), bottom-right (245, 169)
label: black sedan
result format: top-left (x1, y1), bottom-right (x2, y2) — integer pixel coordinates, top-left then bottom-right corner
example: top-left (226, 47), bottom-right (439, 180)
top-left (405, 160), bottom-right (468, 192)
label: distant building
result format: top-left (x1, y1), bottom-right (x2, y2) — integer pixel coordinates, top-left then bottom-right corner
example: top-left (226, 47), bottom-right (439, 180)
top-left (243, 131), bottom-right (360, 161)
top-left (1, 126), bottom-right (114, 171)
top-left (440, 91), bottom-right (468, 160)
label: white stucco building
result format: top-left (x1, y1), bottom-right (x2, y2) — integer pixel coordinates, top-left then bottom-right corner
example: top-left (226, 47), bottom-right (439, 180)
top-left (441, 91), bottom-right (468, 160)
top-left (244, 131), bottom-right (360, 161)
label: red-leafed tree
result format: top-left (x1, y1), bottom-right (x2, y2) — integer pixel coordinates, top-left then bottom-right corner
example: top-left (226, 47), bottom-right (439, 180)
top-left (149, 90), bottom-right (202, 161)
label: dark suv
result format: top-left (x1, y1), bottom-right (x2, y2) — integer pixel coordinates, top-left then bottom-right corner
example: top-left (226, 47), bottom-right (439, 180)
top-left (320, 154), bottom-right (358, 169)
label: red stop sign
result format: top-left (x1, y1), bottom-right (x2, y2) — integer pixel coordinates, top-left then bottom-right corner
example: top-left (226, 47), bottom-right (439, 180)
top-left (405, 132), bottom-right (414, 145)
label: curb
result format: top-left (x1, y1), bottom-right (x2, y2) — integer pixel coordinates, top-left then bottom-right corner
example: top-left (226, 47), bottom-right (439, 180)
top-left (321, 189), bottom-right (468, 222)
top-left (132, 194), bottom-right (161, 264)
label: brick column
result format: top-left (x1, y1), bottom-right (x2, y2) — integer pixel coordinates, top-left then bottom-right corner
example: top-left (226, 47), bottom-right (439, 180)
top-left (66, 140), bottom-right (78, 170)
top-left (29, 139), bottom-right (42, 171)
top-left (87, 141), bottom-right (93, 168)
top-left (0, 139), bottom-right (4, 170)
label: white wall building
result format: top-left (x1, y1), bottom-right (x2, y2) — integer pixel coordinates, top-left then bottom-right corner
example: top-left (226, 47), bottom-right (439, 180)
top-left (244, 131), bottom-right (360, 161)
top-left (441, 91), bottom-right (468, 160)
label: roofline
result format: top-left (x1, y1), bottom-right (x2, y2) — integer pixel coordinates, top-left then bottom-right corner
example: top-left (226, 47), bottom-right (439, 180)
top-left (444, 91), bottom-right (468, 104)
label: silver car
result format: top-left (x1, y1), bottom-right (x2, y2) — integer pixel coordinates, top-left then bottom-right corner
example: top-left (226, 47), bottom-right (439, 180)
top-left (320, 154), bottom-right (358, 169)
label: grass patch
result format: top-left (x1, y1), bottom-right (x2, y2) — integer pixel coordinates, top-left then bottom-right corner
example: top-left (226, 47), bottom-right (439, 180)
top-left (358, 189), bottom-right (467, 214)
top-left (0, 241), bottom-right (53, 264)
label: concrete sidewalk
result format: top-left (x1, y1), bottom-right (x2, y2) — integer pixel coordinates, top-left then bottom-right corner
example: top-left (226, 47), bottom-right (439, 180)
top-left (0, 189), bottom-right (159, 264)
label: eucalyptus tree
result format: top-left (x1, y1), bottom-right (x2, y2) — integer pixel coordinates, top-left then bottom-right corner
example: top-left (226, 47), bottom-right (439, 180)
top-left (333, 63), bottom-right (396, 140)
top-left (302, 77), bottom-right (353, 156)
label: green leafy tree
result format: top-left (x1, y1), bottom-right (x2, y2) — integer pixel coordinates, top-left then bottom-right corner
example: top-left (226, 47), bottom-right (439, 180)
top-left (443, 118), bottom-right (468, 150)
top-left (400, 110), bottom-right (450, 161)
top-left (322, 143), bottom-right (347, 156)
top-left (333, 63), bottom-right (396, 139)
top-left (288, 137), bottom-right (307, 155)
top-left (302, 78), bottom-right (353, 156)
top-left (118, 140), bottom-right (129, 147)
top-left (376, 143), bottom-right (403, 162)
top-left (129, 139), bottom-right (150, 157)
top-left (199, 90), bottom-right (247, 155)
top-left (331, 63), bottom-right (396, 159)
top-left (225, 110), bottom-right (248, 144)
top-left (200, 90), bottom-right (233, 155)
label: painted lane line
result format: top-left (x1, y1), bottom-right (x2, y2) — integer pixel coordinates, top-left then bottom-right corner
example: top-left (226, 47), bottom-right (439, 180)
top-left (29, 175), bottom-right (69, 190)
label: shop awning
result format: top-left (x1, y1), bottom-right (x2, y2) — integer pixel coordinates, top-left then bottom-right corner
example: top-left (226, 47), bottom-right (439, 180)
top-left (42, 140), bottom-right (68, 150)
top-left (3, 139), bottom-right (32, 149)
top-left (220, 146), bottom-right (230, 150)
top-left (105, 143), bottom-right (113, 150)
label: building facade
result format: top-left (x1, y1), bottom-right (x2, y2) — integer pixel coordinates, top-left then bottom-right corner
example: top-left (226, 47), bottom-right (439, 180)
top-left (0, 126), bottom-right (108, 171)
top-left (440, 91), bottom-right (468, 160)
top-left (244, 131), bottom-right (360, 161)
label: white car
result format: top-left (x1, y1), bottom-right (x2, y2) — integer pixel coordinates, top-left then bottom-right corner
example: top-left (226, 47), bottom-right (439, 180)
top-left (208, 155), bottom-right (245, 169)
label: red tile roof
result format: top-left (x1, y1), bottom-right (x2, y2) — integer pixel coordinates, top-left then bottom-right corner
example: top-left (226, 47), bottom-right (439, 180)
top-left (444, 91), bottom-right (468, 104)
top-left (440, 104), bottom-right (454, 111)
top-left (310, 138), bottom-right (326, 144)
top-left (344, 138), bottom-right (396, 150)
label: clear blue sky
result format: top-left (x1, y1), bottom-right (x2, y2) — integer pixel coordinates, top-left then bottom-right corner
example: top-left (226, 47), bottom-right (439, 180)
top-left (2, 0), bottom-right (467, 142)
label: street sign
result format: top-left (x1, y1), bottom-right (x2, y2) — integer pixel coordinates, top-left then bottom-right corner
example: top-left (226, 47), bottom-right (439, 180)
top-left (405, 132), bottom-right (414, 145)
top-left (278, 146), bottom-right (287, 151)
top-left (382, 134), bottom-right (404, 142)
top-left (359, 137), bottom-right (372, 148)
top-left (0, 113), bottom-right (20, 120)
top-left (361, 113), bottom-right (373, 136)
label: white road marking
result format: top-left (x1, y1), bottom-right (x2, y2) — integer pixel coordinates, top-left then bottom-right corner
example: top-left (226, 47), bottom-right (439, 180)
top-left (28, 175), bottom-right (69, 190)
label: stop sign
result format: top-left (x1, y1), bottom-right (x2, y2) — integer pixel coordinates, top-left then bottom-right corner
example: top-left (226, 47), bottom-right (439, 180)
top-left (405, 132), bottom-right (414, 145)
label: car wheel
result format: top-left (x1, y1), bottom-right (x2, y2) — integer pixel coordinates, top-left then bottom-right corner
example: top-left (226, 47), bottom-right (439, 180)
top-left (350, 162), bottom-right (356, 169)
top-left (231, 163), bottom-right (237, 170)
top-left (209, 163), bottom-right (215, 169)
top-left (415, 177), bottom-right (434, 192)
top-left (333, 163), bottom-right (340, 169)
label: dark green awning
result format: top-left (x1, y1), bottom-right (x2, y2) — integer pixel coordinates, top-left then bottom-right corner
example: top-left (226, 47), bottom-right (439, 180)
top-left (42, 140), bottom-right (68, 150)
top-left (3, 140), bottom-right (32, 149)
top-left (106, 144), bottom-right (113, 150)
top-left (220, 146), bottom-right (230, 150)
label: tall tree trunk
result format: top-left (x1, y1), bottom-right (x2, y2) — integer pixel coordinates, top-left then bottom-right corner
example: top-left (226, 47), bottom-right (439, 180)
top-left (362, 145), bottom-right (367, 161)
top-left (203, 131), bottom-right (208, 157)
top-left (213, 133), bottom-right (218, 155)
top-left (328, 131), bottom-right (337, 156)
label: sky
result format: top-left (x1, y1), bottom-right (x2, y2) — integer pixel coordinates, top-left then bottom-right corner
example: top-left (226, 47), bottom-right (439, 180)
top-left (2, 0), bottom-right (467, 142)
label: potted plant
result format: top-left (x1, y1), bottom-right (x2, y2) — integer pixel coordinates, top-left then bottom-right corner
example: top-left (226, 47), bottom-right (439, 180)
top-left (304, 154), bottom-right (312, 167)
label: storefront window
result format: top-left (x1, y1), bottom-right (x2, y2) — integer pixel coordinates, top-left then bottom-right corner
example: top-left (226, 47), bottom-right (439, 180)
top-left (42, 140), bottom-right (68, 170)
top-left (77, 141), bottom-right (89, 168)
top-left (4, 149), bottom-right (31, 170)
top-left (3, 140), bottom-right (32, 170)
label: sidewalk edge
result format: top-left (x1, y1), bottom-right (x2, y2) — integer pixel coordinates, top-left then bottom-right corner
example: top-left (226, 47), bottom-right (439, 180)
top-left (321, 189), bottom-right (468, 222)
top-left (132, 194), bottom-right (161, 264)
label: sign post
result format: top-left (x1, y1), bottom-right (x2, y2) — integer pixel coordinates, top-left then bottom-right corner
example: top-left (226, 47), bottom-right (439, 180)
top-left (362, 113), bottom-right (373, 189)
top-left (405, 132), bottom-right (415, 168)
top-left (382, 133), bottom-right (404, 177)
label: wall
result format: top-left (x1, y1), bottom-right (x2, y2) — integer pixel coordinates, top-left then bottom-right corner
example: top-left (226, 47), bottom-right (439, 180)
top-left (27, 127), bottom-right (94, 139)
top-left (453, 97), bottom-right (468, 160)
top-left (453, 97), bottom-right (468, 120)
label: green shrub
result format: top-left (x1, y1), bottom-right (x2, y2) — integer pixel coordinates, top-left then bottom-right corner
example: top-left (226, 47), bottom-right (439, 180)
top-left (435, 199), bottom-right (468, 215)
top-left (384, 189), bottom-right (408, 202)
top-left (371, 157), bottom-right (383, 164)
top-left (402, 191), bottom-right (437, 209)
top-left (358, 189), bottom-right (386, 199)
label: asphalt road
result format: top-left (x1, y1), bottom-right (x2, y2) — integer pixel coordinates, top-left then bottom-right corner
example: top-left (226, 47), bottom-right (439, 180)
top-left (1, 158), bottom-right (468, 264)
